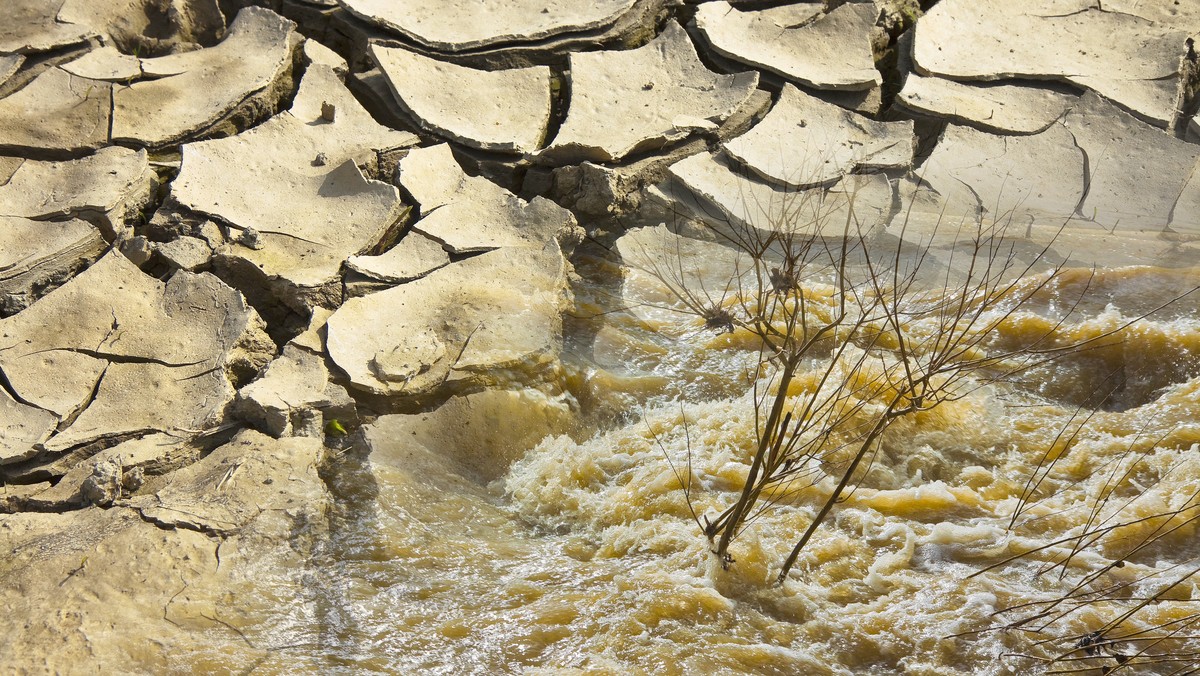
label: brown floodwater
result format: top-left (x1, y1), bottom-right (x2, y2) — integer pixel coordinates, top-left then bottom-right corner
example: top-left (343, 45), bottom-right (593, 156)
top-left (285, 240), bottom-right (1199, 675)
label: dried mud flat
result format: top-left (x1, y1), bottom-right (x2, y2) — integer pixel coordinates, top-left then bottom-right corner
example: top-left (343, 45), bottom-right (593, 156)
top-left (1, 0), bottom-right (1199, 672)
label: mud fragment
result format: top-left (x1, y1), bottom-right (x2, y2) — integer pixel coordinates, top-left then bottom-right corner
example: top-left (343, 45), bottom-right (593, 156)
top-left (1065, 93), bottom-right (1200, 232)
top-left (0, 430), bottom-right (328, 671)
top-left (0, 251), bottom-right (272, 461)
top-left (346, 229), bottom-right (450, 284)
top-left (0, 54), bottom-right (25, 88)
top-left (723, 84), bottom-right (913, 189)
top-left (234, 345), bottom-right (352, 438)
top-left (542, 21), bottom-right (758, 164)
top-left (327, 242), bottom-right (573, 397)
top-left (59, 46), bottom-right (142, 81)
top-left (0, 68), bottom-right (112, 155)
top-left (693, 2), bottom-right (881, 92)
top-left (913, 122), bottom-right (1086, 225)
top-left (371, 43), bottom-right (552, 154)
top-left (913, 0), bottom-right (1191, 126)
top-left (111, 7), bottom-right (302, 148)
top-left (897, 74), bottom-right (1077, 135)
top-left (650, 151), bottom-right (896, 241)
top-left (338, 0), bottom-right (639, 52)
top-left (0, 147), bottom-right (153, 235)
top-left (0, 1), bottom-right (96, 55)
top-left (399, 144), bottom-right (579, 254)
top-left (172, 63), bottom-right (418, 311)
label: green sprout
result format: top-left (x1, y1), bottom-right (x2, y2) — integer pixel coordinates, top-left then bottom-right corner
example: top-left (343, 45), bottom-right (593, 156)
top-left (324, 419), bottom-right (349, 437)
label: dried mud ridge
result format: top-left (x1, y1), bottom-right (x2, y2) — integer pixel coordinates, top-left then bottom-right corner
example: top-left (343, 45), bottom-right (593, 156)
top-left (1, 0), bottom-right (1199, 670)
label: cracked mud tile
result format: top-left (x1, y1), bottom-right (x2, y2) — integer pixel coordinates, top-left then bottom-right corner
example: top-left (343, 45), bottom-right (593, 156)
top-left (172, 63), bottom-right (419, 312)
top-left (340, 0), bottom-right (638, 52)
top-left (111, 7), bottom-right (301, 148)
top-left (0, 251), bottom-right (273, 458)
top-left (723, 83), bottom-right (913, 189)
top-left (0, 430), bottom-right (328, 669)
top-left (693, 2), bottom-right (881, 92)
top-left (326, 242), bottom-right (574, 397)
top-left (649, 150), bottom-right (895, 242)
top-left (397, 143), bottom-right (579, 254)
top-left (369, 42), bottom-right (552, 154)
top-left (909, 121), bottom-right (1086, 227)
top-left (896, 74), bottom-right (1077, 135)
top-left (540, 21), bottom-right (759, 164)
top-left (913, 0), bottom-right (1190, 127)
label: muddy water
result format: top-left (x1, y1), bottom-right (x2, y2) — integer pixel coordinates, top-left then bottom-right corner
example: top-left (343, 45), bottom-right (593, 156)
top-left (310, 251), bottom-right (1199, 675)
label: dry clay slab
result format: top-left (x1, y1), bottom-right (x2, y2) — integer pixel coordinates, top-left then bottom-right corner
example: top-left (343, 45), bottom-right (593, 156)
top-left (693, 2), bottom-right (882, 92)
top-left (0, 251), bottom-right (272, 463)
top-left (723, 84), bottom-right (913, 189)
top-left (339, 0), bottom-right (638, 51)
top-left (543, 20), bottom-right (759, 163)
top-left (0, 147), bottom-right (154, 315)
top-left (913, 0), bottom-right (1191, 126)
top-left (172, 64), bottom-right (418, 305)
top-left (370, 43), bottom-right (551, 154)
top-left (0, 7), bottom-right (300, 153)
top-left (327, 145), bottom-right (580, 397)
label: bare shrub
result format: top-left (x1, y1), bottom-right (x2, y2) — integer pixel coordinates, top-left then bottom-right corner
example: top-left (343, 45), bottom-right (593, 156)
top-left (622, 164), bottom-right (1196, 589)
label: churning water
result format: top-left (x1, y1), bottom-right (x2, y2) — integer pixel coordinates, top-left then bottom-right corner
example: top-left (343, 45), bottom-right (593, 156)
top-left (293, 230), bottom-right (1200, 675)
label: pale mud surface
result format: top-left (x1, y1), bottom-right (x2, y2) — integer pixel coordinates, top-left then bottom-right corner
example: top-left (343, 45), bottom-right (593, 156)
top-left (1, 1), bottom-right (1199, 675)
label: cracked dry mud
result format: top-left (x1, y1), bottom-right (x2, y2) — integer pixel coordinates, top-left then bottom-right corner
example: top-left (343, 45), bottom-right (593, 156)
top-left (1, 0), bottom-right (1199, 673)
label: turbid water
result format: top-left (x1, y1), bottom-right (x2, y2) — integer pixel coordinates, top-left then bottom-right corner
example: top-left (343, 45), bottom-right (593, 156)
top-left (30, 229), bottom-right (1193, 676)
top-left (278, 244), bottom-right (1200, 675)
